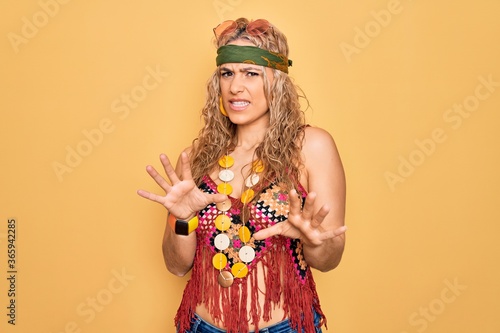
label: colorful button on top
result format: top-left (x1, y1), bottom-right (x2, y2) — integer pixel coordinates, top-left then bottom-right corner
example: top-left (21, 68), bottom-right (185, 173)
top-left (216, 198), bottom-right (232, 212)
top-left (245, 173), bottom-right (260, 187)
top-left (219, 169), bottom-right (235, 182)
top-left (231, 262), bottom-right (248, 278)
top-left (238, 246), bottom-right (255, 263)
top-left (238, 226), bottom-right (251, 243)
top-left (217, 182), bottom-right (233, 195)
top-left (215, 215), bottom-right (231, 231)
top-left (217, 270), bottom-right (234, 288)
top-left (241, 188), bottom-right (255, 204)
top-left (218, 155), bottom-right (234, 168)
top-left (252, 160), bottom-right (264, 173)
top-left (212, 253), bottom-right (227, 270)
top-left (214, 234), bottom-right (230, 251)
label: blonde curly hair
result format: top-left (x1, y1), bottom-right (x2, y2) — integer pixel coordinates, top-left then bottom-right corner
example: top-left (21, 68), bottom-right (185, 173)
top-left (190, 18), bottom-right (309, 191)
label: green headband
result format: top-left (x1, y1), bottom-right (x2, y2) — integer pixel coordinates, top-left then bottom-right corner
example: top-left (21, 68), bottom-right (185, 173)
top-left (216, 45), bottom-right (292, 74)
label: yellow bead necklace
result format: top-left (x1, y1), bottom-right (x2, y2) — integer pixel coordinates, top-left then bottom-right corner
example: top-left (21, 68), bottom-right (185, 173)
top-left (212, 154), bottom-right (264, 288)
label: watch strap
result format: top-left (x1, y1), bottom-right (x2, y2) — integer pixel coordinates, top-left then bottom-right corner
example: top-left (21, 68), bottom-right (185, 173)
top-left (168, 213), bottom-right (198, 235)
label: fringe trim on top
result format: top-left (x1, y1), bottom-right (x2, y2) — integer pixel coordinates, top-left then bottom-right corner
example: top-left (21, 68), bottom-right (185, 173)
top-left (174, 235), bottom-right (326, 333)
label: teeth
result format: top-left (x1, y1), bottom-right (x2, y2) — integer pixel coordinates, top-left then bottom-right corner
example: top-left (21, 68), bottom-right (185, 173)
top-left (231, 101), bottom-right (249, 106)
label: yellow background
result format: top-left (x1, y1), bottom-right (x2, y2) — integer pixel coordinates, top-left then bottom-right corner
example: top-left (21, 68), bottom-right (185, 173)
top-left (1, 0), bottom-right (499, 332)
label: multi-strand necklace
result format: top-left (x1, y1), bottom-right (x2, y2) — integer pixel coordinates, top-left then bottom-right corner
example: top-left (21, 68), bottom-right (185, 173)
top-left (212, 153), bottom-right (264, 288)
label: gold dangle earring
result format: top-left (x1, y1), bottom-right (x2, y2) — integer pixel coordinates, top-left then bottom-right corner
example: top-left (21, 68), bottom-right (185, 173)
top-left (219, 97), bottom-right (228, 117)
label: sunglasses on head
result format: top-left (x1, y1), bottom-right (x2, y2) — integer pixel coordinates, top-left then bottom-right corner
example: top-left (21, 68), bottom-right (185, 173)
top-left (213, 19), bottom-right (272, 40)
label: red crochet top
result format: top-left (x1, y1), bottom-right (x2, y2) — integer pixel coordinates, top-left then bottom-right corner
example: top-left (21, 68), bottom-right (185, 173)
top-left (174, 175), bottom-right (326, 333)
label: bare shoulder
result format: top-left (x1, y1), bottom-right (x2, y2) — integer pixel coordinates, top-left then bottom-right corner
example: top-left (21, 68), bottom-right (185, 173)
top-left (302, 126), bottom-right (339, 157)
top-left (300, 126), bottom-right (344, 192)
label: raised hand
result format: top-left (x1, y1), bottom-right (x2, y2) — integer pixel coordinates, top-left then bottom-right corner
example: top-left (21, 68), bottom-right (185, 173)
top-left (137, 152), bottom-right (227, 220)
top-left (253, 189), bottom-right (346, 247)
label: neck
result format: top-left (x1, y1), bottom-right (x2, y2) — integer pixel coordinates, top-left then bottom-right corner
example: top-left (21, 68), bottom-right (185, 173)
top-left (234, 124), bottom-right (268, 151)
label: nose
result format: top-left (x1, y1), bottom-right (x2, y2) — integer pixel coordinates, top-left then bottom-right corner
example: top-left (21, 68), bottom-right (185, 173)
top-left (229, 75), bottom-right (244, 94)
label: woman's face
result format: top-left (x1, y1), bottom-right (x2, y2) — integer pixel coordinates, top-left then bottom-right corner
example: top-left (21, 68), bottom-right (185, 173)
top-left (219, 39), bottom-right (274, 127)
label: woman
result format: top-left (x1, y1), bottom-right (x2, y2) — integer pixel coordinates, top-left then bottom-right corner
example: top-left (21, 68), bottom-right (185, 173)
top-left (138, 18), bottom-right (346, 333)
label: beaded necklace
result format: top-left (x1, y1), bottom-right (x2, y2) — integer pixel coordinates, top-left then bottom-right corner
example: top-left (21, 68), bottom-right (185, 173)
top-left (212, 154), bottom-right (264, 288)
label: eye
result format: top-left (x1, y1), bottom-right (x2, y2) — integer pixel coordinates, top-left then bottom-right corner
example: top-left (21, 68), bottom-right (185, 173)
top-left (221, 70), bottom-right (233, 77)
top-left (246, 71), bottom-right (259, 77)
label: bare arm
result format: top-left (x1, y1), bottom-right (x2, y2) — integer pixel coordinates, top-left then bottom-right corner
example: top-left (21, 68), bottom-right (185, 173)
top-left (161, 151), bottom-right (197, 276)
top-left (138, 150), bottom-right (227, 276)
top-left (301, 127), bottom-right (346, 271)
top-left (254, 127), bottom-right (346, 272)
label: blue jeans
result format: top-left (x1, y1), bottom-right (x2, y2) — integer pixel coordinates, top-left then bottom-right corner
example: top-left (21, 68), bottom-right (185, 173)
top-left (181, 311), bottom-right (323, 333)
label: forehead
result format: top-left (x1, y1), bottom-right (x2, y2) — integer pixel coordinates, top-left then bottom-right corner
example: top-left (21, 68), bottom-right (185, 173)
top-left (219, 63), bottom-right (263, 71)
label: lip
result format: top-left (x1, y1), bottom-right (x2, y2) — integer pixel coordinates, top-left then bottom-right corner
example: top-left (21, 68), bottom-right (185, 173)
top-left (228, 99), bottom-right (250, 111)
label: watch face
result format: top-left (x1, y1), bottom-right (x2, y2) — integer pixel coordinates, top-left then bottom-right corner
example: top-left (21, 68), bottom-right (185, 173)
top-left (175, 220), bottom-right (190, 235)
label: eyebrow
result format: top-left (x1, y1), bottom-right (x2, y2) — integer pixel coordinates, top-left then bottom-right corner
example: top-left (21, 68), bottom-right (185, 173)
top-left (220, 66), bottom-right (263, 72)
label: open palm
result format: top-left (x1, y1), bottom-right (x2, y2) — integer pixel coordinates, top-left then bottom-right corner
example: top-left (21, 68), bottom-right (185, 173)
top-left (253, 189), bottom-right (346, 247)
top-left (137, 152), bottom-right (227, 220)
